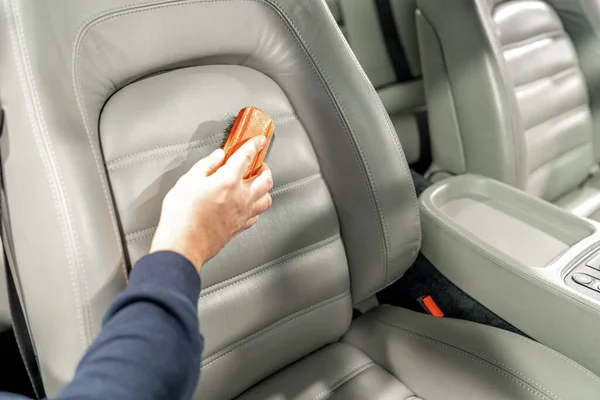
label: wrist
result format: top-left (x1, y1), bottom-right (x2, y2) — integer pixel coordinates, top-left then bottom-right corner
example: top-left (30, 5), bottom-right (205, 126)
top-left (149, 230), bottom-right (206, 273)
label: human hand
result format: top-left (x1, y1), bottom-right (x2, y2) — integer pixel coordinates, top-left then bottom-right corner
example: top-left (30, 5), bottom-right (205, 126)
top-left (149, 136), bottom-right (274, 271)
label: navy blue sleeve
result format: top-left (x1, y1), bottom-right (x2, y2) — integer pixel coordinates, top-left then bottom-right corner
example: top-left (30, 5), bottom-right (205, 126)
top-left (53, 251), bottom-right (204, 400)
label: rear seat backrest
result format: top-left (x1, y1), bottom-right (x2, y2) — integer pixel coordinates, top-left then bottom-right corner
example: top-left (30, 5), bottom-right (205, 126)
top-left (418, 0), bottom-right (597, 201)
top-left (327, 0), bottom-right (427, 166)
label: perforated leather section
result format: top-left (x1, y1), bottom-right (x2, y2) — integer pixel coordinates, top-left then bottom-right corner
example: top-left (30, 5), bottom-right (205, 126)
top-left (493, 0), bottom-right (595, 200)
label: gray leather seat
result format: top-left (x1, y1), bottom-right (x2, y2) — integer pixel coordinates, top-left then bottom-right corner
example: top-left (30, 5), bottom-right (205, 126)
top-left (418, 0), bottom-right (600, 220)
top-left (326, 0), bottom-right (426, 165)
top-left (1, 0), bottom-right (599, 398)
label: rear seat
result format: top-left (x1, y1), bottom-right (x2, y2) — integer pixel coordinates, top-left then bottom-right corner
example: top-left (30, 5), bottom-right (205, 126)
top-left (326, 0), bottom-right (429, 170)
top-left (417, 0), bottom-right (600, 221)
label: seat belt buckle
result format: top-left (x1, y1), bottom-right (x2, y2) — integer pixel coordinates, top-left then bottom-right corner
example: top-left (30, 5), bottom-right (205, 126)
top-left (418, 295), bottom-right (444, 317)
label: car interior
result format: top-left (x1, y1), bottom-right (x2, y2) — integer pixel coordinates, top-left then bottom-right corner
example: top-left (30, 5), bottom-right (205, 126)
top-left (2, 0), bottom-right (600, 399)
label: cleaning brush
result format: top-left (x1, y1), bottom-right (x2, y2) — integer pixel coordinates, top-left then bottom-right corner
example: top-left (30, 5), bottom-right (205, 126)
top-left (221, 106), bottom-right (275, 178)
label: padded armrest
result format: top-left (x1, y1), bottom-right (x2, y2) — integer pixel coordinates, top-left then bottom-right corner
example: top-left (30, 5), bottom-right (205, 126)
top-left (420, 175), bottom-right (600, 376)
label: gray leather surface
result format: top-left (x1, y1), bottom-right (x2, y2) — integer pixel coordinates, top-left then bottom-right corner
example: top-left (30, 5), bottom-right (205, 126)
top-left (418, 0), bottom-right (527, 187)
top-left (237, 342), bottom-right (416, 400)
top-left (0, 0), bottom-right (419, 397)
top-left (239, 306), bottom-right (600, 399)
top-left (494, 0), bottom-right (594, 201)
top-left (344, 306), bottom-right (600, 400)
top-left (418, 0), bottom-right (600, 217)
top-left (326, 0), bottom-right (424, 164)
top-left (549, 0), bottom-right (600, 163)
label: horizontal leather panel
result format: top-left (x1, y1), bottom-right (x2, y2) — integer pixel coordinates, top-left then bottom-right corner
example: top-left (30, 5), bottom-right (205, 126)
top-left (494, 0), bottom-right (562, 47)
top-left (516, 68), bottom-right (588, 130)
top-left (527, 142), bottom-right (593, 200)
top-left (199, 237), bottom-right (348, 357)
top-left (197, 293), bottom-right (352, 400)
top-left (503, 35), bottom-right (578, 88)
top-left (526, 107), bottom-right (592, 172)
top-left (237, 342), bottom-right (414, 400)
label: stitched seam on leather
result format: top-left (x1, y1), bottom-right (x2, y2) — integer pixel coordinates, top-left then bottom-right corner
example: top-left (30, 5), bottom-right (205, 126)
top-left (515, 66), bottom-right (579, 91)
top-left (4, 0), bottom-right (90, 351)
top-left (201, 291), bottom-right (350, 367)
top-left (367, 319), bottom-right (556, 400)
top-left (311, 362), bottom-right (375, 400)
top-left (525, 104), bottom-right (589, 133)
top-left (422, 206), bottom-right (600, 333)
top-left (201, 234), bottom-right (341, 297)
top-left (106, 134), bottom-right (223, 169)
top-left (501, 29), bottom-right (565, 51)
top-left (124, 172), bottom-right (323, 242)
top-left (270, 0), bottom-right (391, 288)
top-left (107, 137), bottom-right (223, 171)
top-left (269, 173), bottom-right (322, 197)
top-left (321, 3), bottom-right (420, 284)
top-left (105, 112), bottom-right (298, 169)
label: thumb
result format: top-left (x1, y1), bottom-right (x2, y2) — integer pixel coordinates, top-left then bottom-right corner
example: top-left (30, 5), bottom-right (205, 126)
top-left (191, 148), bottom-right (226, 176)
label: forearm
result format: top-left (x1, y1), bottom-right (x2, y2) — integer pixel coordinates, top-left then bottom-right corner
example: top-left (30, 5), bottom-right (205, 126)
top-left (54, 252), bottom-right (203, 400)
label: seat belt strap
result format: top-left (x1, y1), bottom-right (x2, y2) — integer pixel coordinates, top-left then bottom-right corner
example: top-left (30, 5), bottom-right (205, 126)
top-left (0, 107), bottom-right (45, 399)
top-left (373, 0), bottom-right (413, 83)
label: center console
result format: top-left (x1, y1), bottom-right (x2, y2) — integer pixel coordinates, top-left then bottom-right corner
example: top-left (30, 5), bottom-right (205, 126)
top-left (419, 174), bottom-right (600, 376)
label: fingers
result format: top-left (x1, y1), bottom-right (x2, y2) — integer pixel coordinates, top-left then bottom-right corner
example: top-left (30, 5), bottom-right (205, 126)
top-left (221, 136), bottom-right (267, 179)
top-left (243, 215), bottom-right (259, 230)
top-left (253, 193), bottom-right (272, 215)
top-left (248, 164), bottom-right (273, 201)
top-left (190, 148), bottom-right (225, 176)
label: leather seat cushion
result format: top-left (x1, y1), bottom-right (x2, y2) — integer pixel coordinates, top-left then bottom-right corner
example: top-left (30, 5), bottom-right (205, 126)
top-left (554, 173), bottom-right (600, 221)
top-left (238, 306), bottom-right (600, 399)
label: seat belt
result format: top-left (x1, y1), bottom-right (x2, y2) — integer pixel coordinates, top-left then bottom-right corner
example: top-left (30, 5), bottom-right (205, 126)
top-left (0, 108), bottom-right (46, 399)
top-left (372, 0), bottom-right (433, 172)
top-left (373, 0), bottom-right (413, 83)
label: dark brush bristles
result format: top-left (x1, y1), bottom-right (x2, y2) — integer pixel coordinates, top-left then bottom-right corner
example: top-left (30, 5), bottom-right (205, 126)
top-left (220, 113), bottom-right (237, 148)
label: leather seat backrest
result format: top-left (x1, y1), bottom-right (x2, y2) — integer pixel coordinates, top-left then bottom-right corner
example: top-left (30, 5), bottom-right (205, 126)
top-left (418, 0), bottom-right (597, 201)
top-left (326, 0), bottom-right (427, 166)
top-left (549, 0), bottom-right (600, 166)
top-left (0, 0), bottom-right (419, 398)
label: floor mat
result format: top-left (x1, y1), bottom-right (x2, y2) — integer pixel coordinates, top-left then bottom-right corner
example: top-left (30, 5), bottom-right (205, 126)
top-left (378, 254), bottom-right (527, 336)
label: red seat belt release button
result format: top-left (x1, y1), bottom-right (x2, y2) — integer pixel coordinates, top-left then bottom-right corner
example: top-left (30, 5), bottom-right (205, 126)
top-left (418, 295), bottom-right (444, 317)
